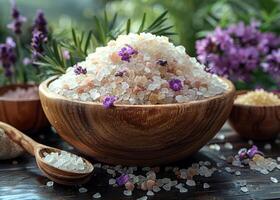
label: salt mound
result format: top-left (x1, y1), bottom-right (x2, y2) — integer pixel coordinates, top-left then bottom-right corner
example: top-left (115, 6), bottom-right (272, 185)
top-left (49, 33), bottom-right (227, 105)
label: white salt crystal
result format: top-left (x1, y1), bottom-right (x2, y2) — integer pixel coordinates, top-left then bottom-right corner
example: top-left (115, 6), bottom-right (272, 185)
top-left (152, 185), bottom-right (161, 193)
top-left (123, 190), bottom-right (132, 196)
top-left (146, 191), bottom-right (154, 196)
top-left (209, 144), bottom-right (220, 151)
top-left (248, 140), bottom-right (254, 145)
top-left (163, 183), bottom-right (171, 191)
top-left (186, 179), bottom-right (196, 186)
top-left (92, 192), bottom-right (101, 199)
top-left (109, 178), bottom-right (116, 185)
top-left (79, 187), bottom-right (88, 193)
top-left (203, 183), bottom-right (210, 189)
top-left (225, 167), bottom-right (232, 173)
top-left (264, 143), bottom-right (272, 150)
top-left (137, 196), bottom-right (148, 200)
top-left (216, 134), bottom-right (225, 140)
top-left (235, 171), bottom-right (241, 176)
top-left (240, 186), bottom-right (248, 193)
top-left (46, 181), bottom-right (54, 187)
top-left (277, 157), bottom-right (280, 162)
top-left (179, 187), bottom-right (188, 193)
top-left (271, 177), bottom-right (278, 183)
top-left (224, 142), bottom-right (233, 149)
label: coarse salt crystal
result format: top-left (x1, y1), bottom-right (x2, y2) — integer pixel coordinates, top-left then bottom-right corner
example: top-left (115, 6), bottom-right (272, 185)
top-left (79, 187), bottom-right (88, 193)
top-left (224, 142), bottom-right (233, 149)
top-left (137, 196), bottom-right (148, 200)
top-left (235, 171), bottom-right (241, 176)
top-left (92, 192), bottom-right (101, 199)
top-left (271, 177), bottom-right (278, 183)
top-left (123, 190), bottom-right (132, 196)
top-left (264, 143), bottom-right (272, 150)
top-left (146, 191), bottom-right (154, 196)
top-left (186, 179), bottom-right (196, 186)
top-left (109, 178), bottom-right (116, 185)
top-left (203, 183), bottom-right (210, 189)
top-left (240, 186), bottom-right (248, 193)
top-left (46, 181), bottom-right (54, 187)
top-left (179, 187), bottom-right (188, 193)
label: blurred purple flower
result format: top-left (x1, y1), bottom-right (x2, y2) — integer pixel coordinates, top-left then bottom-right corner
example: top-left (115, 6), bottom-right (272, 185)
top-left (31, 10), bottom-right (48, 61)
top-left (103, 96), bottom-right (117, 109)
top-left (116, 174), bottom-right (129, 186)
top-left (22, 57), bottom-right (31, 66)
top-left (74, 65), bottom-right (87, 75)
top-left (63, 50), bottom-right (70, 60)
top-left (0, 37), bottom-right (16, 77)
top-left (7, 0), bottom-right (26, 35)
top-left (169, 79), bottom-right (183, 91)
top-left (196, 21), bottom-right (280, 83)
top-left (261, 49), bottom-right (280, 78)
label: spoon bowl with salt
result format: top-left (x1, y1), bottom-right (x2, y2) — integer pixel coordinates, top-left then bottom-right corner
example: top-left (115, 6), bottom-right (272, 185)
top-left (0, 121), bottom-right (94, 185)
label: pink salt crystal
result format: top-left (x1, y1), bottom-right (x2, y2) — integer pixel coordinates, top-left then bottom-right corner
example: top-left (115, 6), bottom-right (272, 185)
top-left (125, 181), bottom-right (135, 191)
top-left (0, 87), bottom-right (39, 100)
top-left (141, 182), bottom-right (148, 191)
top-left (146, 180), bottom-right (156, 190)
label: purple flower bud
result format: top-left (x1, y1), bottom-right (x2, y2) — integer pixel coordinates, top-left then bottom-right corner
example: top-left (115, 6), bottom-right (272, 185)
top-left (157, 59), bottom-right (168, 66)
top-left (169, 79), bottom-right (183, 91)
top-left (118, 44), bottom-right (138, 62)
top-left (63, 50), bottom-right (70, 60)
top-left (23, 57), bottom-right (31, 66)
top-left (74, 65), bottom-right (87, 75)
top-left (7, 1), bottom-right (26, 35)
top-left (238, 148), bottom-right (247, 160)
top-left (0, 37), bottom-right (16, 77)
top-left (116, 174), bottom-right (129, 186)
top-left (33, 10), bottom-right (48, 37)
top-left (115, 70), bottom-right (126, 77)
top-left (102, 96), bottom-right (117, 109)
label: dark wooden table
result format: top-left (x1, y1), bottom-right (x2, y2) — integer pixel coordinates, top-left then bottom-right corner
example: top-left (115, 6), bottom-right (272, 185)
top-left (1, 124), bottom-right (280, 200)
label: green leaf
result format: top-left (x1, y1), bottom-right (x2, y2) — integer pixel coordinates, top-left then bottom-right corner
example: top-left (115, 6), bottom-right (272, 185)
top-left (126, 19), bottom-right (131, 34)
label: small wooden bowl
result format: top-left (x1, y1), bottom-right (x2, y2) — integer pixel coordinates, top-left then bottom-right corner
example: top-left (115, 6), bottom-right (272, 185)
top-left (229, 91), bottom-right (280, 140)
top-left (0, 84), bottom-right (49, 133)
top-left (39, 76), bottom-right (235, 166)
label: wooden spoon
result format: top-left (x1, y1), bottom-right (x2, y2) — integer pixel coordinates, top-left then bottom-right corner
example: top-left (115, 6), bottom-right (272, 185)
top-left (0, 121), bottom-right (94, 185)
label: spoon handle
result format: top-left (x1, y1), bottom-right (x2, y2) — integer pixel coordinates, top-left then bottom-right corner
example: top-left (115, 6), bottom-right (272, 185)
top-left (0, 121), bottom-right (39, 156)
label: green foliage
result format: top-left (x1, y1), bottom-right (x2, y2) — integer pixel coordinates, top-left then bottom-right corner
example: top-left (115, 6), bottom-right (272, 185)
top-left (38, 10), bottom-right (174, 77)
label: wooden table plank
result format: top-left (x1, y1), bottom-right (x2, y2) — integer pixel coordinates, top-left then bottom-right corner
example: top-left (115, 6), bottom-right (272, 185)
top-left (1, 125), bottom-right (280, 200)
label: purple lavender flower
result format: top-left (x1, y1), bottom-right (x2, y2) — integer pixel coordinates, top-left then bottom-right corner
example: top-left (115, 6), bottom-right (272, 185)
top-left (31, 30), bottom-right (47, 60)
top-left (116, 174), bottom-right (129, 186)
top-left (238, 148), bottom-right (248, 160)
top-left (33, 10), bottom-right (48, 37)
top-left (22, 57), bottom-right (31, 66)
top-left (261, 49), bottom-right (280, 77)
top-left (196, 21), bottom-right (280, 83)
top-left (63, 50), bottom-right (70, 60)
top-left (115, 70), bottom-right (126, 77)
top-left (7, 1), bottom-right (26, 34)
top-left (247, 145), bottom-right (264, 158)
top-left (118, 44), bottom-right (138, 62)
top-left (0, 37), bottom-right (16, 77)
top-left (74, 65), bottom-right (87, 75)
top-left (102, 96), bottom-right (117, 109)
top-left (156, 59), bottom-right (168, 66)
top-left (169, 79), bottom-right (183, 91)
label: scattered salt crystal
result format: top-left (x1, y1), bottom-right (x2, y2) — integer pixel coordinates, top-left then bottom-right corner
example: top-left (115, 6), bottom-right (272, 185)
top-left (225, 167), bottom-right (232, 173)
top-left (146, 190), bottom-right (154, 196)
top-left (219, 155), bottom-right (226, 160)
top-left (163, 183), bottom-right (171, 191)
top-left (92, 192), bottom-right (101, 199)
top-left (209, 144), bottom-right (220, 151)
top-left (248, 140), bottom-right (254, 145)
top-left (137, 196), bottom-right (148, 200)
top-left (224, 142), bottom-right (233, 149)
top-left (109, 178), bottom-right (116, 185)
top-left (123, 190), bottom-right (132, 196)
top-left (216, 134), bottom-right (225, 140)
top-left (186, 179), bottom-right (196, 186)
top-left (271, 177), bottom-right (278, 183)
top-left (264, 143), bottom-right (272, 150)
top-left (203, 183), bottom-right (210, 189)
top-left (46, 181), bottom-right (54, 187)
top-left (179, 187), bottom-right (188, 193)
top-left (240, 186), bottom-right (248, 193)
top-left (235, 171), bottom-right (241, 176)
top-left (79, 187), bottom-right (88, 193)
top-left (216, 162), bottom-right (223, 167)
top-left (152, 185), bottom-right (161, 193)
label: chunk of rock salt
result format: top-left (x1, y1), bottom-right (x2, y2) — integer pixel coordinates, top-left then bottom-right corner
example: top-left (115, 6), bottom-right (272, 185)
top-left (271, 177), bottom-right (278, 183)
top-left (46, 181), bottom-right (54, 187)
top-left (92, 192), bottom-right (101, 199)
top-left (147, 191), bottom-right (154, 196)
top-left (79, 187), bottom-right (88, 193)
top-left (123, 190), bottom-right (132, 196)
top-left (240, 186), bottom-right (248, 193)
top-left (137, 196), bottom-right (148, 200)
top-left (203, 183), bottom-right (210, 189)
top-left (186, 179), bottom-right (196, 186)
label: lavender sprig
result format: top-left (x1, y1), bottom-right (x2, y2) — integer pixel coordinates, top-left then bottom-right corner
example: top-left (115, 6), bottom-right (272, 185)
top-left (0, 37), bottom-right (16, 77)
top-left (7, 1), bottom-right (26, 35)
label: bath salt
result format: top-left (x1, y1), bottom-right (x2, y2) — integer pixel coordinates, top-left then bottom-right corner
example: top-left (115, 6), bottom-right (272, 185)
top-left (49, 33), bottom-right (228, 106)
top-left (92, 192), bottom-right (101, 199)
top-left (0, 86), bottom-right (39, 100)
top-left (235, 89), bottom-right (280, 106)
top-left (43, 151), bottom-right (90, 173)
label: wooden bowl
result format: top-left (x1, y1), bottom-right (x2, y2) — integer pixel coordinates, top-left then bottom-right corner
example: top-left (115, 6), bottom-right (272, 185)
top-left (0, 84), bottom-right (49, 133)
top-left (229, 91), bottom-right (280, 140)
top-left (39, 76), bottom-right (235, 166)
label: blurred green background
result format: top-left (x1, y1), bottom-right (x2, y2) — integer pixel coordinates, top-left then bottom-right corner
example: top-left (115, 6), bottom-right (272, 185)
top-left (1, 0), bottom-right (279, 56)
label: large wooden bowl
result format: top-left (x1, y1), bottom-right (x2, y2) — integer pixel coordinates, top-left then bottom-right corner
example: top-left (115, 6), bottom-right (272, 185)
top-left (229, 91), bottom-right (280, 140)
top-left (0, 84), bottom-right (49, 133)
top-left (39, 77), bottom-right (235, 166)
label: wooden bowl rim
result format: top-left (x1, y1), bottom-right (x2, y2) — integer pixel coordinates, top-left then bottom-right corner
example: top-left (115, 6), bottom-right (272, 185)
top-left (233, 90), bottom-right (280, 108)
top-left (39, 76), bottom-right (235, 108)
top-left (0, 84), bottom-right (40, 102)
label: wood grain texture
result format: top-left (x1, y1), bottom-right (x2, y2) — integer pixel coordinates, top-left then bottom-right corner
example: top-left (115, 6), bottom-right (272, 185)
top-left (0, 122), bottom-right (93, 185)
top-left (0, 84), bottom-right (49, 133)
top-left (229, 91), bottom-right (280, 140)
top-left (39, 76), bottom-right (235, 166)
